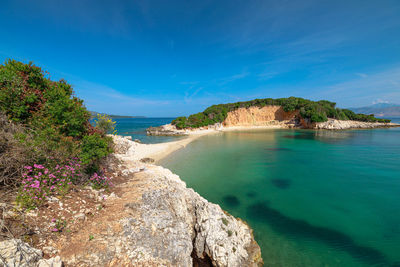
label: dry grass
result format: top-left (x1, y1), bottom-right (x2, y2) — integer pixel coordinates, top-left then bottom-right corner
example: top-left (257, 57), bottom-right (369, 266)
top-left (0, 113), bottom-right (32, 187)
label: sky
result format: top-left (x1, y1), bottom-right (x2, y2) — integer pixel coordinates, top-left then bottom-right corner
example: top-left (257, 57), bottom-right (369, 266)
top-left (1, 0), bottom-right (400, 117)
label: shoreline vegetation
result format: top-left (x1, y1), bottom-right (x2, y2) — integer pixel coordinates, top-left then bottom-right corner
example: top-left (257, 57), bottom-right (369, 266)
top-left (170, 97), bottom-right (391, 129)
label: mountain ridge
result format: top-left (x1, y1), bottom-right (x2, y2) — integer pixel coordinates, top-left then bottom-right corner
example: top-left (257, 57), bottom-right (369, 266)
top-left (349, 103), bottom-right (400, 118)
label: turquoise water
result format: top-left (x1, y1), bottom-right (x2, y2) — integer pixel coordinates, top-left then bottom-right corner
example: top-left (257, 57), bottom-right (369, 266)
top-left (160, 123), bottom-right (400, 267)
top-left (112, 117), bottom-right (184, 143)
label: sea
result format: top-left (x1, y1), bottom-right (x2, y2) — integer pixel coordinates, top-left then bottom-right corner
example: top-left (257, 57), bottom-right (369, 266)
top-left (112, 117), bottom-right (185, 143)
top-left (116, 118), bottom-right (400, 267)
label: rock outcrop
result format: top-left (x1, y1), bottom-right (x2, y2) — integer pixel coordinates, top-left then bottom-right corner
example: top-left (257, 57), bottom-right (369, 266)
top-left (0, 239), bottom-right (62, 267)
top-left (312, 118), bottom-right (398, 130)
top-left (223, 106), bottom-right (298, 127)
top-left (147, 124), bottom-right (189, 136)
top-left (53, 136), bottom-right (262, 266)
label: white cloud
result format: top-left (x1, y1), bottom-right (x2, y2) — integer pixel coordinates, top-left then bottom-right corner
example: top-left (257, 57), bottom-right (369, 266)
top-left (309, 66), bottom-right (400, 107)
top-left (355, 73), bottom-right (368, 78)
top-left (257, 71), bottom-right (278, 81)
top-left (217, 71), bottom-right (249, 85)
top-left (372, 99), bottom-right (389, 104)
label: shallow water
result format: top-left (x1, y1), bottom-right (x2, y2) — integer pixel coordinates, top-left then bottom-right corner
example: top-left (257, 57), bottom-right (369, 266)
top-left (160, 123), bottom-right (400, 267)
top-left (112, 117), bottom-right (184, 143)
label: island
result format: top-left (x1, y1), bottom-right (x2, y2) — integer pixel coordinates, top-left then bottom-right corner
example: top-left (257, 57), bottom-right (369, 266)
top-left (147, 97), bottom-right (399, 135)
top-left (90, 111), bottom-right (146, 119)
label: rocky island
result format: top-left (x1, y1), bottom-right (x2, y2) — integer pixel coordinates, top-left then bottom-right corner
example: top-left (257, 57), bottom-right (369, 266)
top-left (147, 98), bottom-right (399, 136)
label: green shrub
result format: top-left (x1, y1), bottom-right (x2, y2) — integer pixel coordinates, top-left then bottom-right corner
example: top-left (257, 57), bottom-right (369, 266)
top-left (0, 59), bottom-right (113, 187)
top-left (94, 114), bottom-right (116, 135)
top-left (0, 60), bottom-right (48, 123)
top-left (80, 133), bottom-right (113, 173)
top-left (171, 116), bottom-right (188, 129)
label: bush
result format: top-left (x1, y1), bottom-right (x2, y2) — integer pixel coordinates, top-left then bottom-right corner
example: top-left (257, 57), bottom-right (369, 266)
top-left (80, 133), bottom-right (113, 173)
top-left (0, 113), bottom-right (34, 186)
top-left (89, 172), bottom-right (113, 190)
top-left (94, 114), bottom-right (116, 135)
top-left (0, 59), bottom-right (114, 192)
top-left (16, 160), bottom-right (82, 209)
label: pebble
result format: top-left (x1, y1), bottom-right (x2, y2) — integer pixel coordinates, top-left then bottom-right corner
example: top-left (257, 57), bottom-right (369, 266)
top-left (74, 213), bottom-right (86, 221)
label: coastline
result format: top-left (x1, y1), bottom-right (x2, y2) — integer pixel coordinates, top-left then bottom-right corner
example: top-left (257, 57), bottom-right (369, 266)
top-left (137, 125), bottom-right (293, 163)
top-left (141, 120), bottom-right (400, 162)
top-left (108, 135), bottom-right (264, 266)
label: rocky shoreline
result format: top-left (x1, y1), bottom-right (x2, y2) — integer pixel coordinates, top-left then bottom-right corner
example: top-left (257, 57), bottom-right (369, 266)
top-left (146, 119), bottom-right (399, 136)
top-left (0, 135), bottom-right (263, 267)
top-left (146, 106), bottom-right (399, 136)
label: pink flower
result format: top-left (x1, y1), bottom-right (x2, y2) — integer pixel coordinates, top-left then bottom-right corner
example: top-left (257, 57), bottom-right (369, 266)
top-left (34, 164), bottom-right (44, 169)
top-left (31, 180), bottom-right (40, 189)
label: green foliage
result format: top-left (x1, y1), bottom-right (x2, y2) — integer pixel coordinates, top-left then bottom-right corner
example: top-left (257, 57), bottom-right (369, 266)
top-left (341, 109), bottom-right (390, 123)
top-left (0, 59), bottom-right (113, 186)
top-left (171, 96), bottom-right (389, 128)
top-left (0, 59), bottom-right (91, 138)
top-left (0, 60), bottom-right (48, 123)
top-left (94, 114), bottom-right (116, 135)
top-left (171, 116), bottom-right (188, 129)
top-left (80, 133), bottom-right (113, 173)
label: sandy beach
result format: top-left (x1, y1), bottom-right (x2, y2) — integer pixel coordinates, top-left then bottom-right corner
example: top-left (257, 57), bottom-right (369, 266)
top-left (127, 119), bottom-right (400, 163)
top-left (138, 124), bottom-right (291, 162)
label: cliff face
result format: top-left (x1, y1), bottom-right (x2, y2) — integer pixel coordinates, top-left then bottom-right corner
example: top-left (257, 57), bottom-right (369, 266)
top-left (223, 106), bottom-right (298, 127)
top-left (223, 106), bottom-right (398, 129)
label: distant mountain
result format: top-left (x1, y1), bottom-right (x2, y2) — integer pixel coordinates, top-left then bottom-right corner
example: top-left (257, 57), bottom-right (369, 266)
top-left (90, 111), bottom-right (146, 119)
top-left (349, 103), bottom-right (400, 118)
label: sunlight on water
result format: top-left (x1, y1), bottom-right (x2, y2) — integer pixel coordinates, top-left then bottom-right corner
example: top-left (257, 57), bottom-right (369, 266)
top-left (160, 126), bottom-right (400, 267)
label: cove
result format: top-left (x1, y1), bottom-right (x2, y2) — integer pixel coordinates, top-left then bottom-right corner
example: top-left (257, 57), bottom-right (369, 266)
top-left (160, 126), bottom-right (400, 267)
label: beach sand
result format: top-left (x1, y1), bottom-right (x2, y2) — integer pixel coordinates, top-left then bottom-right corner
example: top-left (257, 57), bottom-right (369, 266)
top-left (137, 125), bottom-right (290, 162)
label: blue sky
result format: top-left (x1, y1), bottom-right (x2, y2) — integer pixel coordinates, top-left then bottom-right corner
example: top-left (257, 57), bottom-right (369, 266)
top-left (1, 0), bottom-right (399, 116)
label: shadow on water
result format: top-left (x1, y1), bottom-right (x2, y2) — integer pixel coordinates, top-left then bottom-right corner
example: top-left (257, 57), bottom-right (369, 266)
top-left (283, 132), bottom-right (316, 140)
top-left (246, 191), bottom-right (257, 198)
top-left (247, 202), bottom-right (394, 266)
top-left (223, 195), bottom-right (240, 208)
top-left (271, 178), bottom-right (291, 189)
top-left (265, 148), bottom-right (292, 151)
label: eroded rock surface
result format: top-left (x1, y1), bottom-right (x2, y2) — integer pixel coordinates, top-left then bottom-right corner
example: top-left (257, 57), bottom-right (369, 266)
top-left (0, 239), bottom-right (62, 267)
top-left (223, 106), bottom-right (298, 127)
top-left (147, 124), bottom-right (188, 136)
top-left (313, 118), bottom-right (399, 129)
top-left (54, 136), bottom-right (262, 266)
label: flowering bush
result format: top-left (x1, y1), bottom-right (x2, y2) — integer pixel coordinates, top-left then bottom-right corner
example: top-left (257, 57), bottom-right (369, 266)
top-left (94, 113), bottom-right (116, 135)
top-left (0, 60), bottom-right (113, 188)
top-left (89, 172), bottom-right (113, 190)
top-left (50, 218), bottom-right (67, 232)
top-left (16, 160), bottom-right (83, 209)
